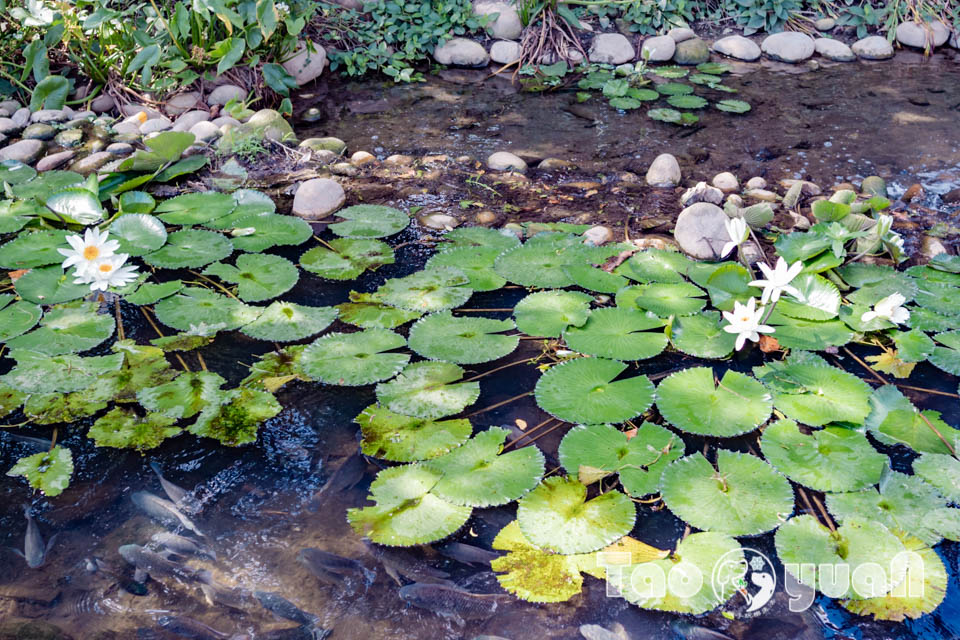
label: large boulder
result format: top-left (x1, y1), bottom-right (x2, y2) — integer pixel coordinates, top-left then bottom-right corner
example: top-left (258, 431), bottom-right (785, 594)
top-left (814, 38), bottom-right (855, 62)
top-left (645, 153), bottom-right (681, 187)
top-left (852, 36), bottom-right (894, 60)
top-left (473, 1), bottom-right (522, 40)
top-left (588, 33), bottom-right (635, 64)
top-left (641, 35), bottom-right (676, 62)
top-left (895, 21), bottom-right (950, 48)
top-left (292, 178), bottom-right (345, 220)
top-left (761, 32), bottom-right (815, 62)
top-left (712, 35), bottom-right (761, 61)
top-left (673, 38), bottom-right (710, 65)
top-left (433, 38), bottom-right (490, 66)
top-left (282, 41), bottom-right (327, 85)
top-left (673, 202), bottom-right (729, 259)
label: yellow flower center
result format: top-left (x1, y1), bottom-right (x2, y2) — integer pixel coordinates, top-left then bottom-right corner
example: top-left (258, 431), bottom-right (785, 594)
top-left (98, 263), bottom-right (113, 273)
top-left (83, 246), bottom-right (100, 260)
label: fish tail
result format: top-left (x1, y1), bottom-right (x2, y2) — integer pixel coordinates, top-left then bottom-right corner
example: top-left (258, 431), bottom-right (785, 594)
top-left (22, 503), bottom-right (31, 518)
top-left (149, 460), bottom-right (163, 477)
top-left (196, 569), bottom-right (214, 585)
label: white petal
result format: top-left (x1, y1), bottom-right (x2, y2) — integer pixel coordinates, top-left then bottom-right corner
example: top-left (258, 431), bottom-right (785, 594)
top-left (734, 333), bottom-right (747, 351)
top-left (860, 310), bottom-right (878, 323)
top-left (720, 242), bottom-right (736, 258)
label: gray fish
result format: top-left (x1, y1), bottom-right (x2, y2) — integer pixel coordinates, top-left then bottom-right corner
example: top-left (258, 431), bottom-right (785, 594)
top-left (398, 583), bottom-right (505, 625)
top-left (436, 541), bottom-right (502, 566)
top-left (363, 539), bottom-right (450, 586)
top-left (13, 503), bottom-right (56, 568)
top-left (151, 532), bottom-right (216, 560)
top-left (200, 581), bottom-right (254, 610)
top-left (131, 491), bottom-right (204, 537)
top-left (158, 616), bottom-right (232, 640)
top-left (254, 591), bottom-right (320, 627)
top-left (580, 624), bottom-right (629, 640)
top-left (670, 621), bottom-right (734, 640)
top-left (297, 548), bottom-right (375, 587)
top-left (307, 453), bottom-right (367, 511)
top-left (119, 544), bottom-right (212, 585)
top-left (1, 432), bottom-right (53, 450)
top-left (150, 462), bottom-right (201, 514)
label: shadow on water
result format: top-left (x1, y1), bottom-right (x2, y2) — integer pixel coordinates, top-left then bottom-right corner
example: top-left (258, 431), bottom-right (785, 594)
top-left (2, 56), bottom-right (960, 639)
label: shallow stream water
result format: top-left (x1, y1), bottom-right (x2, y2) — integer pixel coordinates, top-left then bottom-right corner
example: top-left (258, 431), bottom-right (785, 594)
top-left (2, 52), bottom-right (960, 640)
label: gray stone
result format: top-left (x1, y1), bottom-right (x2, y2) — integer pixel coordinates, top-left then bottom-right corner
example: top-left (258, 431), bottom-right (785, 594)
top-left (12, 108), bottom-right (31, 127)
top-left (30, 109), bottom-right (68, 123)
top-left (36, 150), bottom-right (75, 171)
top-left (384, 154), bottom-right (414, 165)
top-left (712, 35), bottom-right (761, 61)
top-left (0, 109), bottom-right (8, 118)
top-left (815, 17), bottom-right (836, 31)
top-left (302, 107), bottom-right (322, 123)
top-left (487, 151), bottom-right (527, 172)
top-left (54, 128), bottom-right (84, 147)
top-left (139, 117), bottom-right (173, 134)
top-left (189, 120), bottom-right (221, 143)
top-left (474, 1), bottom-right (522, 40)
top-left (0, 619), bottom-right (71, 640)
top-left (119, 103), bottom-right (163, 119)
top-left (642, 35), bottom-right (676, 62)
top-left (744, 188), bottom-right (779, 202)
top-left (538, 158), bottom-right (576, 170)
top-left (165, 91), bottom-right (201, 116)
top-left (212, 116), bottom-right (241, 128)
top-left (673, 38), bottom-right (710, 65)
top-left (712, 172), bottom-right (739, 193)
top-left (0, 100), bottom-right (21, 114)
top-left (417, 212), bottom-right (460, 230)
top-left (814, 38), bottom-right (855, 62)
top-left (896, 20), bottom-right (950, 48)
top-left (65, 116), bottom-right (91, 128)
top-left (90, 94), bottom-right (115, 113)
top-left (761, 32), bottom-right (815, 63)
top-left (172, 110), bottom-right (211, 132)
top-left (745, 176), bottom-right (767, 189)
top-left (113, 121), bottom-right (141, 135)
top-left (351, 150), bottom-right (376, 166)
top-left (106, 142), bottom-right (134, 155)
top-left (113, 132), bottom-right (141, 144)
top-left (674, 202), bottom-right (729, 259)
top-left (300, 137), bottom-right (346, 154)
top-left (490, 40), bottom-right (522, 65)
top-left (309, 149), bottom-right (338, 164)
top-left (669, 27), bottom-right (696, 43)
top-left (281, 40), bottom-right (327, 85)
top-left (921, 235), bottom-right (948, 261)
top-left (208, 84), bottom-right (246, 106)
top-left (861, 176), bottom-right (887, 197)
top-left (0, 117), bottom-right (21, 135)
top-left (243, 108), bottom-right (295, 141)
top-left (330, 162), bottom-right (359, 177)
top-left (0, 139), bottom-right (44, 164)
top-left (645, 153), bottom-right (681, 187)
top-left (589, 33), bottom-right (635, 64)
top-left (583, 225), bottom-right (613, 245)
top-left (292, 178), bottom-right (345, 220)
top-left (681, 181), bottom-right (724, 206)
top-left (70, 151), bottom-right (112, 174)
top-left (852, 36), bottom-right (894, 60)
top-left (434, 38), bottom-right (490, 66)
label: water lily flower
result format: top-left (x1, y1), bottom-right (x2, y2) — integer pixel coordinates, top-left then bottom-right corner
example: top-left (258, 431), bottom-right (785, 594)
top-left (75, 254), bottom-right (139, 291)
top-left (749, 257), bottom-right (803, 305)
top-left (721, 216), bottom-right (749, 258)
top-left (58, 227), bottom-right (120, 277)
top-left (861, 293), bottom-right (910, 325)
top-left (722, 297), bottom-right (774, 351)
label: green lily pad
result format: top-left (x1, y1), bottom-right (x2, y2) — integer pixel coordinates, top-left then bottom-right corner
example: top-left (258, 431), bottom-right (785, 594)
top-left (864, 385), bottom-right (960, 455)
top-left (666, 94), bottom-right (708, 109)
top-left (357, 404), bottom-right (473, 462)
top-left (620, 281), bottom-right (706, 316)
top-left (408, 312), bottom-right (518, 364)
top-left (697, 62), bottom-right (731, 74)
top-left (239, 301), bottom-right (337, 342)
top-left (10, 171), bottom-right (82, 199)
top-left (656, 368), bottom-right (771, 437)
top-left (913, 453), bottom-right (960, 504)
top-left (376, 266), bottom-right (472, 312)
top-left (656, 82), bottom-right (694, 95)
top-left (927, 330), bottom-right (960, 375)
top-left (375, 361), bottom-right (480, 420)
top-left (7, 301), bottom-right (114, 355)
top-left (0, 384), bottom-right (25, 418)
top-left (1, 350), bottom-right (123, 393)
top-left (754, 356), bottom-right (871, 426)
top-left (0, 300), bottom-right (42, 341)
top-left (154, 191), bottom-right (236, 225)
top-left (0, 229), bottom-right (69, 269)
top-left (239, 345), bottom-right (307, 392)
top-left (0, 160), bottom-right (37, 184)
top-left (775, 273), bottom-right (840, 321)
top-left (189, 387), bottom-right (281, 446)
top-left (563, 307), bottom-right (667, 360)
top-left (513, 290), bottom-right (592, 338)
top-left (336, 291), bottom-right (423, 329)
top-left (300, 329), bottom-right (409, 386)
top-left (441, 226), bottom-right (521, 252)
top-left (914, 281), bottom-right (960, 316)
top-left (45, 188), bottom-right (105, 225)
top-left (143, 229), bottom-right (233, 269)
top-left (893, 329), bottom-right (935, 363)
top-left (617, 249), bottom-right (692, 284)
top-left (517, 476), bottom-right (635, 554)
top-left (107, 340), bottom-right (179, 402)
top-left (714, 99), bottom-right (751, 113)
top-left (493, 233), bottom-right (582, 288)
top-left (137, 371), bottom-right (227, 419)
top-left (24, 376), bottom-right (116, 425)
top-left (227, 214), bottom-right (312, 253)
top-left (118, 191), bottom-right (156, 214)
top-left (660, 451), bottom-right (794, 536)
top-left (153, 287), bottom-right (262, 332)
top-left (670, 311), bottom-right (737, 359)
top-left (535, 358), bottom-right (654, 425)
top-left (87, 407), bottom-right (181, 451)
top-left (653, 65), bottom-right (689, 78)
top-left (300, 238), bottom-right (395, 280)
top-left (329, 204), bottom-right (409, 238)
top-left (124, 280), bottom-right (184, 306)
top-left (6, 446), bottom-right (73, 497)
top-left (203, 253), bottom-right (298, 302)
top-left (14, 265), bottom-right (89, 304)
top-left (564, 261), bottom-right (629, 294)
top-left (766, 311), bottom-right (854, 351)
top-left (909, 307), bottom-right (960, 332)
top-left (0, 199), bottom-right (38, 233)
top-left (426, 246), bottom-right (506, 291)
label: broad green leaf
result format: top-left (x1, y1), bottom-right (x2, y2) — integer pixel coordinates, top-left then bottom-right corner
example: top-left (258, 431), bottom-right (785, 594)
top-left (493, 233), bottom-right (582, 288)
top-left (754, 356), bottom-right (871, 426)
top-left (29, 75), bottom-right (69, 110)
top-left (563, 307), bottom-right (667, 361)
top-left (440, 227), bottom-right (520, 252)
top-left (144, 131), bottom-right (195, 162)
top-left (155, 191), bottom-right (236, 225)
top-left (109, 214), bottom-right (168, 256)
top-left (45, 188), bottom-right (105, 225)
top-left (6, 300), bottom-right (114, 355)
top-left (0, 350), bottom-right (123, 393)
top-left (534, 358), bottom-right (653, 425)
top-left (376, 266), bottom-right (472, 312)
top-left (656, 367), bottom-right (771, 437)
top-left (300, 238), bottom-right (395, 280)
top-left (357, 404), bottom-right (472, 462)
top-left (143, 229), bottom-right (233, 269)
top-left (670, 311), bottom-right (736, 359)
top-left (408, 312), bottom-right (518, 364)
top-left (0, 229), bottom-right (69, 269)
top-left (375, 361), bottom-right (480, 420)
top-left (426, 246), bottom-right (506, 291)
top-left (189, 387), bottom-right (280, 446)
top-left (7, 445), bottom-right (73, 497)
top-left (0, 300), bottom-right (42, 341)
top-left (336, 291), bottom-right (422, 329)
top-left (618, 281), bottom-right (706, 316)
top-left (202, 253), bottom-right (298, 302)
top-left (124, 280), bottom-right (184, 306)
top-left (228, 214), bottom-right (312, 252)
top-left (329, 204), bottom-right (409, 238)
top-left (913, 453), bottom-right (960, 504)
top-left (513, 290), bottom-right (592, 338)
top-left (87, 407), bottom-right (181, 451)
top-left (864, 385), bottom-right (960, 455)
top-left (137, 371), bottom-right (227, 419)
top-left (153, 287), bottom-right (262, 332)
top-left (240, 301), bottom-right (337, 342)
top-left (300, 329), bottom-right (409, 386)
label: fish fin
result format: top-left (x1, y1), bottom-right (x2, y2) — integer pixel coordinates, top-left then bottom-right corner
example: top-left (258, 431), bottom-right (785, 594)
top-left (44, 532), bottom-right (59, 559)
top-left (9, 547), bottom-right (25, 560)
top-left (384, 565), bottom-right (403, 586)
top-left (149, 460), bottom-right (164, 477)
top-left (199, 583), bottom-right (216, 606)
top-left (308, 624), bottom-right (332, 640)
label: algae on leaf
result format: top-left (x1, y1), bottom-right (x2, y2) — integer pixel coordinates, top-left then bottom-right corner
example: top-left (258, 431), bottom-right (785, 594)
top-left (7, 445), bottom-right (74, 497)
top-left (375, 361), bottom-right (480, 420)
top-left (189, 387), bottom-right (281, 446)
top-left (87, 407), bottom-right (181, 451)
top-left (356, 404), bottom-right (472, 462)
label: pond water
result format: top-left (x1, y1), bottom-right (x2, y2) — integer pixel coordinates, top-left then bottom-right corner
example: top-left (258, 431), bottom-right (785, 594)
top-left (2, 52), bottom-right (960, 640)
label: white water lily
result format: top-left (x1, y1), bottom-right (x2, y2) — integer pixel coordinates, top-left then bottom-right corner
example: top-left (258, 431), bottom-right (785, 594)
top-left (75, 254), bottom-right (139, 291)
top-left (58, 227), bottom-right (120, 277)
top-left (722, 297), bottom-right (774, 351)
top-left (721, 216), bottom-right (749, 258)
top-left (861, 293), bottom-right (910, 325)
top-left (749, 257), bottom-right (803, 305)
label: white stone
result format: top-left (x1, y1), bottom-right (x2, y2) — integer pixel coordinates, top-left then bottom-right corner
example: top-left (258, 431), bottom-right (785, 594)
top-left (11, 108), bottom-right (30, 128)
top-left (0, 118), bottom-right (19, 135)
top-left (172, 110), bottom-right (211, 132)
top-left (165, 91), bottom-right (201, 116)
top-left (487, 151), bottom-right (527, 172)
top-left (673, 202), bottom-right (729, 259)
top-left (434, 38), bottom-right (490, 66)
top-left (418, 212), bottom-right (460, 230)
top-left (712, 35), bottom-right (761, 61)
top-left (761, 32), bottom-right (815, 63)
top-left (583, 225), bottom-right (614, 246)
top-left (669, 27), bottom-right (696, 43)
top-left (473, 1), bottom-right (522, 40)
top-left (645, 153), bottom-right (681, 187)
top-left (588, 33), bottom-right (635, 64)
top-left (139, 117), bottom-right (172, 134)
top-left (815, 17), bottom-right (836, 31)
top-left (119, 103), bottom-right (164, 119)
top-left (292, 178), bottom-right (345, 220)
top-left (189, 120), bottom-right (221, 143)
top-left (112, 121), bottom-right (141, 135)
top-left (896, 21), bottom-right (950, 49)
top-left (208, 84), bottom-right (246, 106)
top-left (745, 176), bottom-right (767, 189)
top-left (30, 109), bottom-right (68, 123)
top-left (712, 172), bottom-right (739, 193)
top-left (642, 35), bottom-right (676, 62)
top-left (351, 151), bottom-right (377, 166)
top-left (852, 36), bottom-right (894, 60)
top-left (0, 139), bottom-right (44, 164)
top-left (282, 41), bottom-right (327, 85)
top-left (490, 40), bottom-right (522, 65)
top-left (681, 181), bottom-right (724, 206)
top-left (814, 38), bottom-right (855, 62)
top-left (212, 116), bottom-right (241, 128)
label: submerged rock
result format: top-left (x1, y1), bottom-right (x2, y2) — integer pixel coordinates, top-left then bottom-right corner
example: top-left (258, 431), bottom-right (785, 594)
top-left (588, 33), bottom-right (635, 64)
top-left (852, 36), bottom-right (894, 60)
top-left (673, 38), bottom-right (710, 65)
top-left (642, 35), bottom-right (675, 62)
top-left (761, 32), bottom-right (815, 63)
top-left (293, 178), bottom-right (345, 220)
top-left (815, 38), bottom-right (855, 62)
top-left (487, 151), bottom-right (527, 172)
top-left (681, 181), bottom-right (724, 206)
top-left (583, 225), bottom-right (613, 245)
top-left (712, 172), bottom-right (739, 193)
top-left (417, 212), bottom-right (460, 230)
top-left (434, 38), bottom-right (490, 66)
top-left (712, 35), bottom-right (761, 61)
top-left (22, 123), bottom-right (56, 140)
top-left (0, 619), bottom-right (71, 640)
top-left (300, 137), bottom-right (346, 155)
top-left (674, 202), bottom-right (729, 259)
top-left (645, 153), bottom-right (681, 187)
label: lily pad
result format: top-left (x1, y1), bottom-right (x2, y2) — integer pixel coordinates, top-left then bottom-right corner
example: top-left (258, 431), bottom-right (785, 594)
top-left (46, 188), bottom-right (105, 225)
top-left (754, 356), bottom-right (871, 426)
top-left (189, 387), bottom-right (281, 446)
top-left (329, 204), bottom-right (410, 238)
top-left (775, 273), bottom-right (840, 321)
top-left (6, 446), bottom-right (73, 497)
top-left (240, 345), bottom-right (307, 392)
top-left (766, 311), bottom-right (853, 351)
top-left (118, 191), bottom-right (156, 214)
top-left (513, 290), bottom-right (592, 337)
top-left (426, 246), bottom-right (506, 291)
top-left (670, 311), bottom-right (736, 359)
top-left (375, 361), bottom-right (480, 420)
top-left (143, 229), bottom-right (233, 269)
top-left (697, 62), bottom-right (731, 74)
top-left (357, 404), bottom-right (472, 462)
top-left (87, 407), bottom-right (181, 451)
top-left (10, 171), bottom-right (82, 199)
top-left (375, 266), bottom-right (472, 312)
top-left (864, 385), bottom-right (960, 455)
top-left (563, 307), bottom-right (667, 361)
top-left (618, 249), bottom-right (692, 284)
top-left (239, 301), bottom-right (337, 342)
top-left (660, 451), bottom-right (794, 536)
top-left (656, 82), bottom-right (694, 95)
top-left (0, 229), bottom-right (69, 269)
top-left (124, 280), bottom-right (184, 306)
top-left (108, 340), bottom-right (179, 402)
top-left (517, 476), bottom-right (635, 554)
top-left (300, 238), bottom-right (395, 280)
top-left (408, 312), bottom-right (519, 364)
top-left (0, 300), bottom-right (42, 341)
top-left (300, 329), bottom-right (409, 386)
top-left (913, 453), bottom-right (960, 504)
top-left (441, 226), bottom-right (521, 251)
top-left (154, 287), bottom-right (262, 332)
top-left (336, 291), bottom-right (422, 329)
top-left (0, 160), bottom-right (37, 184)
top-left (203, 253), bottom-right (298, 302)
top-left (893, 329), bottom-right (935, 363)
top-left (656, 368), bottom-right (771, 437)
top-left (1, 350), bottom-right (123, 393)
top-left (24, 377), bottom-right (116, 425)
top-left (927, 330), bottom-right (960, 376)
top-left (0, 199), bottom-right (37, 233)
top-left (667, 94), bottom-right (708, 109)
top-left (493, 233), bottom-right (582, 288)
top-left (228, 214), bottom-right (312, 253)
top-left (154, 191), bottom-right (236, 225)
top-left (534, 358), bottom-right (654, 425)
top-left (620, 281), bottom-right (706, 317)
top-left (7, 301), bottom-right (114, 355)
top-left (137, 371), bottom-right (227, 419)
top-left (715, 99), bottom-right (751, 113)
top-left (14, 265), bottom-right (89, 304)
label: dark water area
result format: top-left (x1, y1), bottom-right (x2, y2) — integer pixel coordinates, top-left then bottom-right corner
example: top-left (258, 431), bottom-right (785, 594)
top-left (3, 54), bottom-right (960, 640)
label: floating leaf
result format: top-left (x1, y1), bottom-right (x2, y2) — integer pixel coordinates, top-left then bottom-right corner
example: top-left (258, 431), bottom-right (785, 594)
top-left (620, 281), bottom-right (706, 317)
top-left (670, 311), bottom-right (736, 359)
top-left (440, 227), bottom-right (520, 252)
top-left (655, 82), bottom-right (694, 95)
top-left (1, 350), bottom-right (123, 393)
top-left (357, 404), bottom-right (472, 462)
top-left (754, 356), bottom-right (871, 426)
top-left (189, 387), bottom-right (281, 446)
top-left (24, 376), bottom-right (116, 425)
top-left (715, 99), bottom-right (751, 113)
top-left (535, 358), bottom-right (654, 425)
top-left (124, 280), bottom-right (183, 306)
top-left (493, 234), bottom-right (585, 289)
top-left (697, 62), bottom-right (731, 74)
top-left (240, 301), bottom-right (337, 342)
top-left (203, 253), bottom-right (299, 302)
top-left (108, 340), bottom-right (178, 402)
top-left (6, 446), bottom-right (73, 497)
top-left (154, 191), bottom-right (236, 225)
top-left (913, 453), bottom-right (960, 504)
top-left (376, 266), bottom-right (472, 312)
top-left (108, 214), bottom-right (168, 256)
top-left (10, 171), bottom-right (82, 200)
top-left (154, 287), bottom-right (262, 332)
top-left (45, 188), bottom-right (105, 225)
top-left (143, 229), bottom-right (233, 269)
top-left (336, 291), bottom-right (422, 329)
top-left (137, 371), bottom-right (227, 419)
top-left (87, 407), bottom-right (181, 451)
top-left (0, 229), bottom-right (69, 269)
top-left (913, 281), bottom-right (960, 316)
top-left (0, 384), bottom-right (25, 419)
top-left (766, 311), bottom-right (853, 351)
top-left (656, 368), bottom-right (771, 437)
top-left (928, 330), bottom-right (960, 376)
top-left (301, 238), bottom-right (395, 280)
top-left (228, 214), bottom-right (312, 253)
top-left (329, 204), bottom-right (409, 238)
top-left (653, 65), bottom-right (689, 78)
top-left (0, 160), bottom-right (37, 185)
top-left (660, 451), bottom-right (793, 536)
top-left (240, 345), bottom-right (307, 392)
top-left (426, 246), bottom-right (506, 291)
top-left (563, 307), bottom-right (667, 360)
top-left (893, 329), bottom-right (935, 363)
top-left (408, 312), bottom-right (518, 364)
top-left (513, 290), bottom-right (592, 337)
top-left (375, 361), bottom-right (480, 420)
top-left (118, 191), bottom-right (156, 214)
top-left (666, 94), bottom-right (708, 109)
top-left (300, 329), bottom-right (409, 386)
top-left (864, 385), bottom-right (960, 455)
top-left (0, 300), bottom-right (42, 341)
top-left (151, 333), bottom-right (215, 352)
top-left (7, 301), bottom-right (114, 355)
top-left (775, 274), bottom-right (840, 321)
top-left (908, 307), bottom-right (960, 332)
top-left (618, 249), bottom-right (692, 284)
top-left (517, 476), bottom-right (635, 554)
top-left (14, 265), bottom-right (89, 304)
top-left (0, 199), bottom-right (37, 234)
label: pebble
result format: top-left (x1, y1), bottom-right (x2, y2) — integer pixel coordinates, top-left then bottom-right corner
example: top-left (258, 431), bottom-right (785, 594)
top-left (673, 202), bottom-right (729, 259)
top-left (583, 225), bottom-right (614, 245)
top-left (417, 212), bottom-right (460, 230)
top-left (309, 149), bottom-right (337, 164)
top-left (302, 107), bottom-right (322, 122)
top-left (282, 40), bottom-right (328, 85)
top-left (189, 120), bottom-right (221, 143)
top-left (165, 91), bottom-right (201, 116)
top-left (0, 117), bottom-right (19, 135)
top-left (473, 1), bottom-right (522, 40)
top-left (476, 211), bottom-right (497, 225)
top-left (0, 139), bottom-right (44, 164)
top-left (779, 179), bottom-right (822, 196)
top-left (642, 35), bottom-right (676, 62)
top-left (433, 38), bottom-right (490, 66)
top-left (588, 33), bottom-right (635, 64)
top-left (896, 21), bottom-right (950, 49)
top-left (681, 181), bottom-right (724, 206)
top-left (921, 235), bottom-right (948, 260)
top-left (70, 151), bottom-right (113, 174)
top-left (745, 176), bottom-right (767, 189)
top-left (91, 94), bottom-right (116, 113)
top-left (113, 121), bottom-right (141, 135)
top-left (211, 116), bottom-right (241, 128)
top-left (0, 100), bottom-right (21, 114)
top-left (815, 17), bottom-right (836, 31)
top-left (744, 188), bottom-right (779, 202)
top-left (351, 150), bottom-right (377, 166)
top-left (902, 183), bottom-right (924, 202)
top-left (22, 123), bottom-right (55, 140)
top-left (384, 154), bottom-right (414, 165)
top-left (30, 109), bottom-right (68, 124)
top-left (761, 32), bottom-right (815, 63)
top-left (490, 40), bottom-right (522, 65)
top-left (12, 108), bottom-right (31, 128)
top-left (487, 151), bottom-right (527, 172)
top-left (36, 150), bottom-right (75, 171)
top-left (712, 172), bottom-right (739, 193)
top-left (208, 84), bottom-right (246, 106)
top-left (538, 158), bottom-right (576, 170)
top-left (172, 110), bottom-right (211, 132)
top-left (120, 103), bottom-right (163, 119)
top-left (726, 194), bottom-right (744, 208)
top-left (299, 137), bottom-right (346, 154)
top-left (54, 129), bottom-right (84, 147)
top-left (645, 153), bottom-right (681, 187)
top-left (330, 162), bottom-right (359, 177)
top-left (941, 188), bottom-right (960, 204)
top-left (140, 117), bottom-right (173, 134)
top-left (815, 38), bottom-right (856, 62)
top-left (105, 142), bottom-right (134, 155)
top-left (712, 35), bottom-right (762, 62)
top-left (852, 36), bottom-right (894, 60)
top-left (673, 38), bottom-right (710, 65)
top-left (292, 178), bottom-right (345, 220)
top-left (861, 175), bottom-right (887, 197)
top-left (668, 27), bottom-right (696, 43)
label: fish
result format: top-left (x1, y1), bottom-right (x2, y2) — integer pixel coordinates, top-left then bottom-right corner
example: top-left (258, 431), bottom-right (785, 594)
top-left (580, 624), bottom-right (630, 640)
top-left (150, 462), bottom-right (201, 514)
top-left (0, 431), bottom-right (53, 451)
top-left (157, 616), bottom-right (248, 640)
top-left (131, 491), bottom-right (205, 537)
top-left (12, 503), bottom-right (56, 568)
top-left (151, 532), bottom-right (216, 560)
top-left (669, 621), bottom-right (734, 640)
top-left (118, 544), bottom-right (212, 585)
top-left (436, 541), bottom-right (502, 566)
top-left (258, 626), bottom-right (331, 640)
top-left (297, 548), bottom-right (375, 587)
top-left (306, 453), bottom-right (367, 511)
top-left (200, 581), bottom-right (254, 610)
top-left (397, 583), bottom-right (506, 625)
top-left (363, 539), bottom-right (450, 586)
top-left (254, 591), bottom-right (321, 627)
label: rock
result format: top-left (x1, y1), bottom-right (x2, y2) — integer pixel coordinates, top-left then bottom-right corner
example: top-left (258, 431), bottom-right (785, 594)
top-left (588, 33), bottom-right (635, 64)
top-left (282, 40), bottom-right (328, 85)
top-left (172, 110), bottom-right (210, 132)
top-left (30, 109), bottom-right (68, 123)
top-left (189, 120), bottom-right (221, 143)
top-left (896, 21), bottom-right (950, 49)
top-left (745, 188), bottom-right (779, 202)
top-left (861, 175), bottom-right (887, 197)
top-left (815, 17), bottom-right (836, 31)
top-left (12, 108), bottom-right (31, 127)
top-left (673, 202), bottom-right (729, 259)
top-left (761, 32), bottom-right (815, 63)
top-left (0, 99), bottom-right (21, 113)
top-left (476, 211), bottom-right (497, 225)
top-left (490, 40), bottom-right (522, 65)
top-left (814, 38), bottom-right (855, 62)
top-left (208, 84), bottom-right (246, 106)
top-left (0, 139), bottom-right (44, 164)
top-left (351, 150), bottom-right (377, 166)
top-left (0, 619), bottom-right (71, 640)
top-left (292, 178), bottom-right (345, 220)
top-left (70, 151), bottom-right (112, 174)
top-left (712, 172), bottom-right (739, 193)
top-left (669, 27), bottom-right (696, 43)
top-left (681, 181), bottom-right (724, 206)
top-left (673, 38), bottom-right (710, 65)
top-left (852, 36), bottom-right (894, 60)
top-left (90, 94), bottom-right (115, 113)
top-left (726, 194), bottom-right (744, 208)
top-left (384, 154), bottom-right (414, 165)
top-left (782, 182), bottom-right (803, 209)
top-left (645, 153), bottom-right (681, 187)
top-left (245, 108), bottom-right (295, 141)
top-left (943, 188), bottom-right (960, 204)
top-left (119, 103), bottom-right (163, 119)
top-left (473, 1), bottom-right (522, 40)
top-left (833, 182), bottom-right (856, 193)
top-left (0, 118), bottom-right (19, 136)
top-left (434, 38), bottom-right (490, 66)
top-left (113, 132), bottom-right (140, 144)
top-left (113, 121), bottom-right (141, 135)
top-left (139, 117), bottom-right (173, 134)
top-left (54, 129), bottom-right (84, 147)
top-left (212, 116), bottom-right (241, 128)
top-left (36, 150), bottom-right (75, 171)
top-left (330, 162), bottom-right (359, 177)
top-left (921, 235), bottom-right (948, 261)
top-left (309, 149), bottom-right (337, 164)
top-left (951, 31), bottom-right (958, 49)
top-left (299, 137), bottom-right (346, 154)
top-left (712, 35), bottom-right (762, 61)
top-left (780, 179), bottom-right (822, 196)
top-left (902, 183), bottom-right (924, 202)
top-left (538, 158), bottom-right (576, 170)
top-left (302, 107), bottom-right (323, 122)
top-left (417, 212), bottom-right (460, 230)
top-left (787, 210), bottom-right (811, 230)
top-left (105, 142), bottom-right (133, 155)
top-left (165, 91), bottom-right (201, 116)
top-left (745, 176), bottom-right (767, 189)
top-left (583, 225), bottom-right (614, 245)
top-left (22, 123), bottom-right (56, 140)
top-left (487, 151), bottom-right (527, 172)
top-left (642, 35), bottom-right (676, 62)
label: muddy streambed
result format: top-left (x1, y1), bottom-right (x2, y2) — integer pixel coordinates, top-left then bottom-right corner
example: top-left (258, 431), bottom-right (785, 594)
top-left (1, 55), bottom-right (960, 640)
